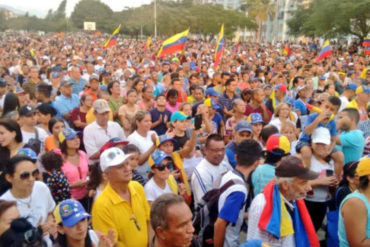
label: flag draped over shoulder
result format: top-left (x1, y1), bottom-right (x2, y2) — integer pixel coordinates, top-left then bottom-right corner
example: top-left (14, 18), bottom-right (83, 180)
top-left (104, 24), bottom-right (121, 48)
top-left (213, 24), bottom-right (224, 69)
top-left (283, 44), bottom-right (292, 56)
top-left (363, 37), bottom-right (370, 56)
top-left (316, 40), bottom-right (332, 61)
top-left (157, 29), bottom-right (189, 58)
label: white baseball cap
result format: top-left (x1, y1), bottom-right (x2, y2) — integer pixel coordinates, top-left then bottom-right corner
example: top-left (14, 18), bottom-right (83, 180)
top-left (312, 127), bottom-right (331, 145)
top-left (100, 147), bottom-right (132, 172)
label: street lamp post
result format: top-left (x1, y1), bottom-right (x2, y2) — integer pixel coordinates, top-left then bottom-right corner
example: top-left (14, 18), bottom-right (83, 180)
top-left (154, 0), bottom-right (157, 38)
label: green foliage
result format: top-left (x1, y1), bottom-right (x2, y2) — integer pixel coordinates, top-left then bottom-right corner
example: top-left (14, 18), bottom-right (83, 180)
top-left (0, 11), bottom-right (6, 31)
top-left (288, 0), bottom-right (370, 39)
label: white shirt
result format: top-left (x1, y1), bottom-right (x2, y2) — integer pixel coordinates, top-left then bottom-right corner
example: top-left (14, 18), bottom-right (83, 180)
top-left (247, 193), bottom-right (295, 247)
top-left (191, 157), bottom-right (232, 206)
top-left (339, 95), bottom-right (349, 112)
top-left (83, 121), bottom-right (126, 158)
top-left (127, 130), bottom-right (157, 180)
top-left (21, 127), bottom-right (49, 145)
top-left (183, 154), bottom-right (203, 179)
top-left (144, 177), bottom-right (173, 202)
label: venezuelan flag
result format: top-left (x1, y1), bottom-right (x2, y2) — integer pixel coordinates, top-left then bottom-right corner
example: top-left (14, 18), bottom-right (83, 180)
top-left (157, 29), bottom-right (189, 58)
top-left (258, 180), bottom-right (319, 247)
top-left (316, 40), bottom-right (332, 61)
top-left (104, 24), bottom-right (121, 48)
top-left (213, 24), bottom-right (224, 69)
top-left (283, 44), bottom-right (292, 56)
top-left (363, 37), bottom-right (370, 55)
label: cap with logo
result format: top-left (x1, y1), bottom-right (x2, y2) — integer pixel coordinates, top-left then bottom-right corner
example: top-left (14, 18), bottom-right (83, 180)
top-left (205, 87), bottom-right (220, 97)
top-left (58, 128), bottom-right (80, 143)
top-left (355, 156), bottom-right (370, 177)
top-left (356, 85), bottom-right (370, 95)
top-left (99, 138), bottom-right (129, 154)
top-left (312, 127), bottom-right (330, 145)
top-left (234, 120), bottom-right (252, 133)
top-left (170, 111), bottom-right (190, 122)
top-left (18, 105), bottom-right (36, 117)
top-left (345, 83), bottom-right (358, 91)
top-left (266, 134), bottom-right (290, 156)
top-left (275, 155), bottom-right (319, 180)
top-left (54, 199), bottom-right (90, 227)
top-left (158, 134), bottom-right (175, 147)
top-left (151, 150), bottom-right (172, 166)
top-left (248, 113), bottom-right (264, 124)
top-left (17, 148), bottom-right (37, 162)
top-left (93, 99), bottom-right (110, 114)
top-left (100, 147), bottom-right (132, 172)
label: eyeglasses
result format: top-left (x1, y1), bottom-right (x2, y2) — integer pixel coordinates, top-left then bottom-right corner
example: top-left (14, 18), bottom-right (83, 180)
top-left (155, 162), bottom-right (173, 171)
top-left (19, 169), bottom-right (39, 180)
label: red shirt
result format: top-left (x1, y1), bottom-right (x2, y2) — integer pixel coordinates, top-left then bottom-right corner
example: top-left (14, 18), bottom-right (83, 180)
top-left (245, 103), bottom-right (272, 121)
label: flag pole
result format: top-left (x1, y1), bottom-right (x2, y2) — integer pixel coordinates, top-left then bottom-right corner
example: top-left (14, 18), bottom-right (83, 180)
top-left (154, 0), bottom-right (157, 38)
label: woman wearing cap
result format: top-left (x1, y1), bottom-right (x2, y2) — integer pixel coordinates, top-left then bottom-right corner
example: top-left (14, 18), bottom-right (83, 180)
top-left (304, 127), bottom-right (337, 232)
top-left (248, 113), bottom-right (264, 144)
top-left (59, 128), bottom-right (90, 211)
top-left (294, 85), bottom-right (309, 116)
top-left (339, 156), bottom-right (370, 247)
top-left (118, 89), bottom-right (140, 136)
top-left (45, 117), bottom-right (65, 152)
top-left (0, 119), bottom-right (26, 194)
top-left (145, 150), bottom-right (187, 205)
top-left (53, 199), bottom-right (114, 247)
top-left (269, 103), bottom-right (296, 132)
top-left (0, 155), bottom-right (56, 245)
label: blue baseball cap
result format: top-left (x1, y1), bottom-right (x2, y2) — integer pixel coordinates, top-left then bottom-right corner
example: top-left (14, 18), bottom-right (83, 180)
top-left (170, 111), bottom-right (190, 122)
top-left (158, 135), bottom-right (175, 147)
top-left (58, 128), bottom-right (80, 143)
top-left (285, 97), bottom-right (294, 106)
top-left (205, 87), bottom-right (220, 97)
top-left (345, 83), bottom-right (358, 91)
top-left (51, 71), bottom-right (59, 78)
top-left (234, 120), bottom-right (252, 133)
top-left (57, 199), bottom-right (90, 227)
top-left (151, 150), bottom-right (172, 166)
top-left (319, 75), bottom-right (326, 80)
top-left (248, 113), bottom-right (264, 124)
top-left (204, 98), bottom-right (220, 110)
top-left (17, 148), bottom-right (37, 162)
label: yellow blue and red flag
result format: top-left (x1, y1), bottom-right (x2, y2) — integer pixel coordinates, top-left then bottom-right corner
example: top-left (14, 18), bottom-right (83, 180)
top-left (283, 43), bottom-right (292, 56)
top-left (213, 24), bottom-right (224, 69)
top-left (316, 40), bottom-right (332, 61)
top-left (104, 24), bottom-right (121, 48)
top-left (363, 37), bottom-right (370, 55)
top-left (157, 29), bottom-right (189, 58)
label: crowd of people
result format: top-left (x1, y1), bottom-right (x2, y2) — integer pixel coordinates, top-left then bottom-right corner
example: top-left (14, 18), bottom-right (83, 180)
top-left (0, 31), bottom-right (369, 247)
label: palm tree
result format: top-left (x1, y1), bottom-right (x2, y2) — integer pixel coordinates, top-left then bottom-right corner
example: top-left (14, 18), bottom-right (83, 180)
top-left (244, 0), bottom-right (275, 42)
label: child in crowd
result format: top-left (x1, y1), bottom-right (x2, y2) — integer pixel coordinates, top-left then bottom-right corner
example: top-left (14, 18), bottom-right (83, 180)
top-left (150, 94), bottom-right (172, 136)
top-left (281, 121), bottom-right (298, 155)
top-left (123, 144), bottom-right (146, 186)
top-left (296, 96), bottom-right (343, 178)
top-left (336, 108), bottom-right (365, 164)
top-left (165, 89), bottom-right (180, 113)
top-left (40, 151), bottom-right (71, 204)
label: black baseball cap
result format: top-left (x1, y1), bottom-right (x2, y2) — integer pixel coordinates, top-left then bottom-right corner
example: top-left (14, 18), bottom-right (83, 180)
top-left (275, 156), bottom-right (318, 180)
top-left (18, 105), bottom-right (36, 117)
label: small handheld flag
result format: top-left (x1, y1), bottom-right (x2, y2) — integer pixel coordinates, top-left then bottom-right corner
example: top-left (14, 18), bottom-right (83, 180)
top-left (316, 40), bottom-right (332, 61)
top-left (213, 24), bottom-right (224, 69)
top-left (157, 29), bottom-right (189, 58)
top-left (363, 37), bottom-right (370, 56)
top-left (104, 24), bottom-right (121, 48)
top-left (283, 44), bottom-right (292, 56)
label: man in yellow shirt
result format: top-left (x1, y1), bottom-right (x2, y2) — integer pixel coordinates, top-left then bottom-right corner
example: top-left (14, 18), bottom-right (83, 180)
top-left (92, 147), bottom-right (151, 247)
top-left (346, 85), bottom-right (370, 120)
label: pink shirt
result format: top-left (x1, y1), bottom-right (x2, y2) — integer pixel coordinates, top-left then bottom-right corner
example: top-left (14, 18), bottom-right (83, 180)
top-left (165, 102), bottom-right (181, 113)
top-left (61, 150), bottom-right (89, 200)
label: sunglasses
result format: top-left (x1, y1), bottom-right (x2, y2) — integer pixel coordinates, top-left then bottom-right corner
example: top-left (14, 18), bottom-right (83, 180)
top-left (155, 162), bottom-right (173, 171)
top-left (19, 169), bottom-right (39, 180)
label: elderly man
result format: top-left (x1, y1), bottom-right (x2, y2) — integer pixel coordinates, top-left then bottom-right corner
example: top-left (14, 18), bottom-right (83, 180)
top-left (83, 99), bottom-right (125, 160)
top-left (150, 194), bottom-right (198, 247)
top-left (69, 66), bottom-right (87, 95)
top-left (92, 147), bottom-right (150, 247)
top-left (247, 156), bottom-right (320, 247)
top-left (53, 80), bottom-right (80, 123)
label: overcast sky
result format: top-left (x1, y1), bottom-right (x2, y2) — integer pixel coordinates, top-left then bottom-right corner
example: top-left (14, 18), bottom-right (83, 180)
top-left (0, 0), bottom-right (152, 17)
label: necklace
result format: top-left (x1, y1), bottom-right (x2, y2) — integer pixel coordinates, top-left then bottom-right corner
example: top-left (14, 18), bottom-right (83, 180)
top-left (16, 196), bottom-right (32, 209)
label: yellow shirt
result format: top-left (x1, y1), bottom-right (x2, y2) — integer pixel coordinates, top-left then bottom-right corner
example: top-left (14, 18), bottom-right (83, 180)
top-left (91, 181), bottom-right (150, 247)
top-left (85, 107), bottom-right (114, 124)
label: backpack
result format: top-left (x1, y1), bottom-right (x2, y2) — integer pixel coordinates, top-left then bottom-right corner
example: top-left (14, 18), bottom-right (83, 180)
top-left (192, 177), bottom-right (245, 247)
top-left (27, 128), bottom-right (42, 155)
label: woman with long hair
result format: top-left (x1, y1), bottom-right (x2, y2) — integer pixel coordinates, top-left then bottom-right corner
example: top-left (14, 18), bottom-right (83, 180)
top-left (71, 94), bottom-right (92, 131)
top-left (45, 117), bottom-right (65, 152)
top-left (58, 128), bottom-right (89, 211)
top-left (107, 81), bottom-right (123, 124)
top-left (335, 161), bottom-right (359, 208)
top-left (1, 93), bottom-right (19, 118)
top-left (132, 78), bottom-right (144, 100)
top-left (127, 111), bottom-right (157, 182)
top-left (118, 89), bottom-right (140, 136)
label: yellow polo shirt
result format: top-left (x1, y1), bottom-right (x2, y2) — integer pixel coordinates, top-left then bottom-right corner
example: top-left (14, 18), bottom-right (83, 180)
top-left (92, 181), bottom-right (150, 247)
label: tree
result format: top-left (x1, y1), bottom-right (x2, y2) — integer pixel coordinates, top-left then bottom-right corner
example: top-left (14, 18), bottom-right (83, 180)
top-left (54, 0), bottom-right (67, 20)
top-left (288, 0), bottom-right (370, 41)
top-left (243, 0), bottom-right (275, 41)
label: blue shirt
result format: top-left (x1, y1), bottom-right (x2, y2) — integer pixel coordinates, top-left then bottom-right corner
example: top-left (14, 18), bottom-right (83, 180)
top-left (294, 98), bottom-right (308, 115)
top-left (225, 141), bottom-right (238, 168)
top-left (149, 108), bottom-right (172, 136)
top-left (54, 94), bottom-right (80, 118)
top-left (251, 163), bottom-right (276, 195)
top-left (69, 77), bottom-right (86, 95)
top-left (299, 113), bottom-right (337, 143)
top-left (339, 129), bottom-right (365, 164)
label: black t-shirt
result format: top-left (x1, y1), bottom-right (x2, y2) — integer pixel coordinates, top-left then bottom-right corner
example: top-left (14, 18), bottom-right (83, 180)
top-left (173, 134), bottom-right (189, 151)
